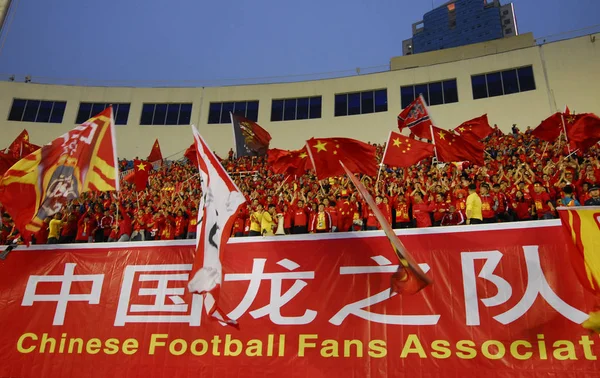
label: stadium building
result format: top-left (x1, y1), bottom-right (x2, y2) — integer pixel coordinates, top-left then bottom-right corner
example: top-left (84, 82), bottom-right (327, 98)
top-left (0, 32), bottom-right (598, 159)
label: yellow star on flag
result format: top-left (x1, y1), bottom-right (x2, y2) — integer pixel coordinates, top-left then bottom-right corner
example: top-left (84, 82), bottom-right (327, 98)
top-left (393, 138), bottom-right (402, 147)
top-left (314, 140), bottom-right (328, 152)
top-left (299, 152), bottom-right (308, 159)
top-left (137, 162), bottom-right (147, 171)
top-left (458, 127), bottom-right (465, 133)
top-left (438, 131), bottom-right (446, 140)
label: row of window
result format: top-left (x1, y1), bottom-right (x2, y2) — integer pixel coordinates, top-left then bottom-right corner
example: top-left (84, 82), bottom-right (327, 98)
top-left (6, 66), bottom-right (537, 125)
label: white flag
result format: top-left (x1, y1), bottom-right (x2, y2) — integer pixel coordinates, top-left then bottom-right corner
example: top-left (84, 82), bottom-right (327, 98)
top-left (187, 125), bottom-right (246, 325)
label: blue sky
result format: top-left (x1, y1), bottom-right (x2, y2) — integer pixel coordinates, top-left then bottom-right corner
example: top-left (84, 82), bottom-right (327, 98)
top-left (0, 0), bottom-right (598, 86)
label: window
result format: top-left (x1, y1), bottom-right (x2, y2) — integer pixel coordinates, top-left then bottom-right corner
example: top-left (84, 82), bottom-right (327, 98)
top-left (140, 103), bottom-right (192, 125)
top-left (505, 28), bottom-right (512, 34)
top-left (334, 89), bottom-right (387, 117)
top-left (76, 103), bottom-right (130, 125)
top-left (504, 19), bottom-right (511, 25)
top-left (8, 99), bottom-right (66, 123)
top-left (208, 100), bottom-right (258, 124)
top-left (400, 79), bottom-right (458, 109)
top-left (471, 66), bottom-right (536, 99)
top-left (270, 96), bottom-right (322, 121)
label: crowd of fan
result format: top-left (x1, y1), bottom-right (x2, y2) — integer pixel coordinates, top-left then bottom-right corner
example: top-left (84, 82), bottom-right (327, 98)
top-left (1, 126), bottom-right (599, 245)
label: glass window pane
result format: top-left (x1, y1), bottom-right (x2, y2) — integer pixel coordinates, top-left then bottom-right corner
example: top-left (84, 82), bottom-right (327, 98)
top-left (76, 103), bottom-right (92, 124)
top-left (415, 84), bottom-right (429, 105)
top-left (50, 102), bottom-right (66, 123)
top-left (334, 94), bottom-right (347, 117)
top-left (221, 102), bottom-right (234, 124)
top-left (428, 82), bottom-right (443, 106)
top-left (23, 100), bottom-right (40, 122)
top-left (309, 96), bottom-right (321, 119)
top-left (208, 103), bottom-right (221, 124)
top-left (271, 100), bottom-right (284, 122)
top-left (471, 75), bottom-right (487, 99)
top-left (374, 89), bottom-right (388, 112)
top-left (348, 93), bottom-right (360, 115)
top-left (486, 72), bottom-right (503, 97)
top-left (517, 66), bottom-right (536, 92)
top-left (296, 98), bottom-right (309, 120)
top-left (115, 103), bottom-right (130, 125)
top-left (246, 101), bottom-right (259, 122)
top-left (140, 104), bottom-right (155, 125)
top-left (442, 80), bottom-right (458, 103)
top-left (283, 99), bottom-right (297, 121)
top-left (400, 86), bottom-right (415, 109)
top-left (8, 99), bottom-right (27, 121)
top-left (166, 103), bottom-right (181, 125)
top-left (36, 101), bottom-right (53, 122)
top-left (91, 103), bottom-right (105, 117)
top-left (179, 103), bottom-right (192, 125)
top-left (502, 69), bottom-right (519, 95)
top-left (153, 104), bottom-right (167, 125)
top-left (233, 102), bottom-right (247, 117)
top-left (361, 91), bottom-right (374, 114)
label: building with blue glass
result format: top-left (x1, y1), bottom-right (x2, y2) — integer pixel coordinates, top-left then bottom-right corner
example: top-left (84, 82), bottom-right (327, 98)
top-left (403, 0), bottom-right (517, 55)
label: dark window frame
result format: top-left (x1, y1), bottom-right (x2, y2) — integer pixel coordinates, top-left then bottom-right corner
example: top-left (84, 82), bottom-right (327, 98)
top-left (471, 65), bottom-right (536, 100)
top-left (208, 100), bottom-right (259, 124)
top-left (270, 96), bottom-right (323, 122)
top-left (140, 103), bottom-right (193, 125)
top-left (334, 89), bottom-right (388, 117)
top-left (400, 79), bottom-right (458, 108)
top-left (8, 98), bottom-right (67, 123)
top-left (75, 102), bottom-right (131, 125)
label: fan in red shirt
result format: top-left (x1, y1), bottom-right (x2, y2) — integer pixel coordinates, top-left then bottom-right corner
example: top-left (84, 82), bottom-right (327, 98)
top-left (432, 193), bottom-right (448, 227)
top-left (412, 192), bottom-right (434, 228)
top-left (512, 191), bottom-right (533, 221)
top-left (323, 198), bottom-right (339, 232)
top-left (479, 184), bottom-right (498, 223)
top-left (531, 181), bottom-right (555, 220)
top-left (174, 210), bottom-right (188, 240)
top-left (291, 198), bottom-right (309, 234)
top-left (310, 203), bottom-right (332, 233)
top-left (392, 194), bottom-right (412, 229)
top-left (187, 209), bottom-right (198, 239)
top-left (441, 204), bottom-right (465, 226)
top-left (75, 211), bottom-right (97, 243)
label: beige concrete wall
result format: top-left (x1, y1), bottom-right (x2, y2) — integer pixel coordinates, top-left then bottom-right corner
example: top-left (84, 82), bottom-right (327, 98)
top-left (390, 33), bottom-right (535, 71)
top-left (0, 34), bottom-right (598, 159)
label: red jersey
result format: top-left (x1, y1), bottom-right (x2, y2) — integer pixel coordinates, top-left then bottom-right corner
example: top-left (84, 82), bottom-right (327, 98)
top-left (480, 194), bottom-right (496, 219)
top-left (412, 202), bottom-right (434, 228)
top-left (292, 206), bottom-right (309, 227)
top-left (531, 192), bottom-right (552, 218)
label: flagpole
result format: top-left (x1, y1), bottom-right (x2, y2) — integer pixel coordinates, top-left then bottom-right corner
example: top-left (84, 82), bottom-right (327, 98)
top-left (541, 141), bottom-right (549, 160)
top-left (560, 109), bottom-right (571, 154)
top-left (230, 111), bottom-right (238, 158)
top-left (377, 131), bottom-right (393, 184)
top-left (305, 141), bottom-right (318, 177)
top-left (429, 124), bottom-right (438, 161)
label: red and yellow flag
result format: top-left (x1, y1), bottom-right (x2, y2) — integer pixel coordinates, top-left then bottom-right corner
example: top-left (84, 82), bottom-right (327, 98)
top-left (0, 107), bottom-right (119, 242)
top-left (147, 139), bottom-right (163, 163)
top-left (558, 206), bottom-right (600, 332)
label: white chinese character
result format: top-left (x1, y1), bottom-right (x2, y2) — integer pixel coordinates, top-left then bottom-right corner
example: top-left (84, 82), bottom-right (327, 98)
top-left (461, 246), bottom-right (588, 326)
top-left (22, 263), bottom-right (103, 326)
top-left (115, 264), bottom-right (202, 326)
top-left (329, 255), bottom-right (439, 326)
top-left (224, 258), bottom-right (317, 325)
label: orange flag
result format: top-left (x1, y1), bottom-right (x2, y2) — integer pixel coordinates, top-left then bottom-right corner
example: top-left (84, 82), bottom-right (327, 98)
top-left (341, 161), bottom-right (432, 295)
top-left (558, 206), bottom-right (600, 332)
top-left (148, 139), bottom-right (163, 162)
top-left (0, 108), bottom-right (119, 243)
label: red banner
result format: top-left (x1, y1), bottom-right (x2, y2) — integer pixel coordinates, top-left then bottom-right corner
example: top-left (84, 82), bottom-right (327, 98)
top-left (0, 221), bottom-right (598, 377)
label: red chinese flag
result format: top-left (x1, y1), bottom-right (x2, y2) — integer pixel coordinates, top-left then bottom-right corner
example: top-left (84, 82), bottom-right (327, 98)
top-left (566, 113), bottom-right (600, 152)
top-left (432, 126), bottom-right (485, 166)
top-left (383, 131), bottom-right (434, 167)
top-left (133, 159), bottom-right (150, 191)
top-left (0, 107), bottom-right (119, 243)
top-left (532, 111), bottom-right (570, 142)
top-left (267, 147), bottom-right (312, 176)
top-left (454, 114), bottom-right (493, 141)
top-left (6, 130), bottom-right (40, 159)
top-left (306, 137), bottom-right (377, 180)
top-left (147, 139), bottom-right (163, 163)
top-left (340, 161), bottom-right (431, 295)
top-left (397, 95), bottom-right (433, 140)
top-left (0, 151), bottom-right (18, 176)
top-left (184, 143), bottom-right (197, 165)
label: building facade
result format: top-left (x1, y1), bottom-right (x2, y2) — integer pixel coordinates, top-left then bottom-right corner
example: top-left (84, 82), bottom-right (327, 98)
top-left (0, 34), bottom-right (598, 159)
top-left (403, 0), bottom-right (517, 56)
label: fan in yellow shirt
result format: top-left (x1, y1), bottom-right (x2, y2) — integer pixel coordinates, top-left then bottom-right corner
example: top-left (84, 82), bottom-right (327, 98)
top-left (261, 205), bottom-right (277, 237)
top-left (466, 184), bottom-right (483, 225)
top-left (249, 204), bottom-right (264, 237)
